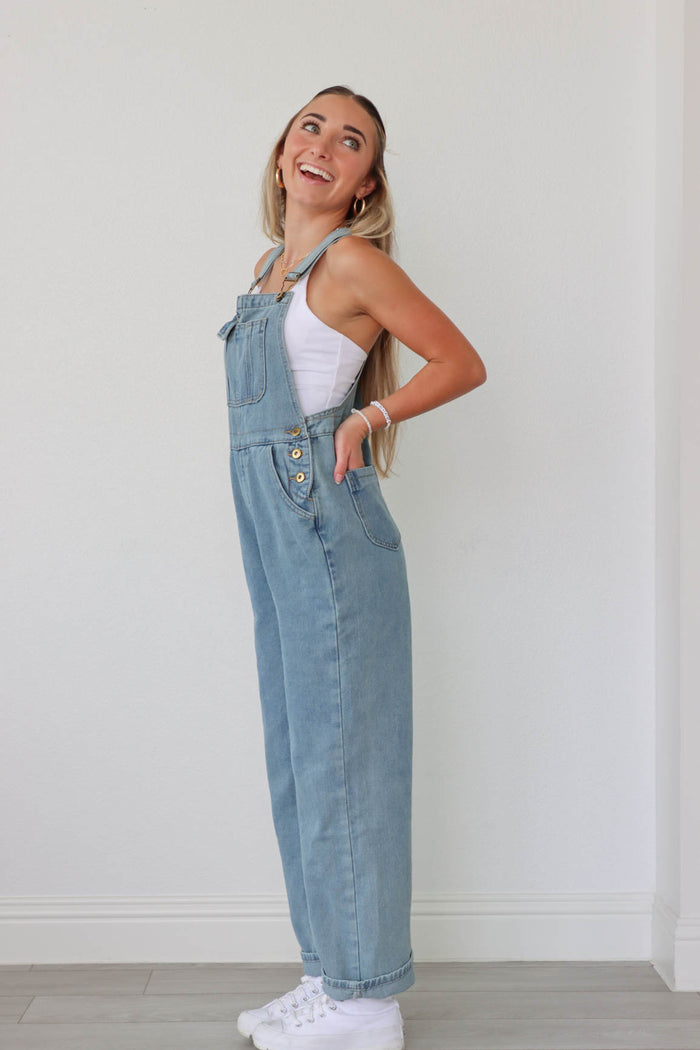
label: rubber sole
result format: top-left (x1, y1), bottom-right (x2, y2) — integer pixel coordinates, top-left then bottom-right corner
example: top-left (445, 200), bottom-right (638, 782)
top-left (251, 1021), bottom-right (404, 1050)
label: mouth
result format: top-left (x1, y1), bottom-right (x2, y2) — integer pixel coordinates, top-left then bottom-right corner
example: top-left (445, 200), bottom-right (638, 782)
top-left (297, 162), bottom-right (334, 184)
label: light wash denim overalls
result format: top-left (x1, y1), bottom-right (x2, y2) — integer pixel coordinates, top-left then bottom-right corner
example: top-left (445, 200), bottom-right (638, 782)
top-left (217, 225), bottom-right (414, 999)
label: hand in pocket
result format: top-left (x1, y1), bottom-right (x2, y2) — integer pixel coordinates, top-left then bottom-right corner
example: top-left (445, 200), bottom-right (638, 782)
top-left (333, 414), bottom-right (367, 484)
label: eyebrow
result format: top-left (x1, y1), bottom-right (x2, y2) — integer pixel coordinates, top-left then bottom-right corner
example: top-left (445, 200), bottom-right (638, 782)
top-left (300, 112), bottom-right (367, 145)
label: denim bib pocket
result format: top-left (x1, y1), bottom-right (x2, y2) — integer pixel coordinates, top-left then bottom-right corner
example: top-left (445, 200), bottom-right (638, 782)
top-left (225, 317), bottom-right (267, 406)
top-left (345, 465), bottom-right (401, 550)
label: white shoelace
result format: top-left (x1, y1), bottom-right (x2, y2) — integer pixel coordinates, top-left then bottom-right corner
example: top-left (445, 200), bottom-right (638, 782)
top-left (270, 975), bottom-right (323, 1016)
top-left (292, 991), bottom-right (339, 1026)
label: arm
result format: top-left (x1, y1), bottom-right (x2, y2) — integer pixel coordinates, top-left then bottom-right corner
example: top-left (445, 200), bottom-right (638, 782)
top-left (329, 237), bottom-right (487, 483)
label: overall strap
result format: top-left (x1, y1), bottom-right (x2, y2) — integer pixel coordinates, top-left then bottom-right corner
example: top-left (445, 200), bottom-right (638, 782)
top-left (283, 226), bottom-right (353, 282)
top-left (247, 243), bottom-right (285, 293)
top-left (247, 226), bottom-right (353, 299)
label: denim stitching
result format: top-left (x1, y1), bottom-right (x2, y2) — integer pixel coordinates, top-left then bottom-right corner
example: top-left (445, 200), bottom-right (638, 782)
top-left (322, 950), bottom-right (414, 991)
top-left (266, 444), bottom-right (315, 522)
top-left (226, 318), bottom-right (267, 407)
top-left (314, 517), bottom-right (362, 979)
top-left (346, 479), bottom-right (401, 550)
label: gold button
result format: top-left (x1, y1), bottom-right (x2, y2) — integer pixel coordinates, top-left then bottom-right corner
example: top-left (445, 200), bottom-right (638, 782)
top-left (291, 448), bottom-right (303, 460)
top-left (294, 472), bottom-right (306, 483)
top-left (289, 426), bottom-right (301, 436)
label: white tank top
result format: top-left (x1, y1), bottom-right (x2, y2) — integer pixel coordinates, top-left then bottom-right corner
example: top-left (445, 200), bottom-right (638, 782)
top-left (252, 269), bottom-right (368, 416)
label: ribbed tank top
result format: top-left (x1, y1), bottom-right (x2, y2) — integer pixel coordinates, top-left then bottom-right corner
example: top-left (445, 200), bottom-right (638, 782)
top-left (252, 269), bottom-right (368, 416)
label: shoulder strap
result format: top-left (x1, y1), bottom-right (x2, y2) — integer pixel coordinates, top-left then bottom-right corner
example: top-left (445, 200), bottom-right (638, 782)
top-left (247, 226), bottom-right (353, 298)
top-left (247, 244), bottom-right (285, 293)
top-left (284, 226), bottom-right (353, 282)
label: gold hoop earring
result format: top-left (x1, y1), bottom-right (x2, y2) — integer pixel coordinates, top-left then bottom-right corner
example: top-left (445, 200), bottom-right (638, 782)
top-left (353, 196), bottom-right (367, 217)
top-left (275, 167), bottom-right (285, 189)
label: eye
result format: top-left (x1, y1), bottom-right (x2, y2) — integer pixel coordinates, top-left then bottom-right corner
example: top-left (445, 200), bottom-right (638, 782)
top-left (300, 120), bottom-right (361, 150)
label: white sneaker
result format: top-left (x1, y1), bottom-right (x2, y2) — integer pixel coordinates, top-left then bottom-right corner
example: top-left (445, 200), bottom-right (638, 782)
top-left (237, 974), bottom-right (325, 1039)
top-left (250, 991), bottom-right (405, 1050)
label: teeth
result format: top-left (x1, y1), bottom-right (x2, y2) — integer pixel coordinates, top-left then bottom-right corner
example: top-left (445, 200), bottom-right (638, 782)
top-left (299, 163), bottom-right (333, 182)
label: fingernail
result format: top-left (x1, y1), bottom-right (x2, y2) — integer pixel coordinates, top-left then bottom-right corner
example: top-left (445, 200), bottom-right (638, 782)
top-left (334, 473), bottom-right (343, 484)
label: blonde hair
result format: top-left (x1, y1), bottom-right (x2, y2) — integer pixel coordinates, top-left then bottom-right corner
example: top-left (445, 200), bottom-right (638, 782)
top-left (259, 85), bottom-right (400, 478)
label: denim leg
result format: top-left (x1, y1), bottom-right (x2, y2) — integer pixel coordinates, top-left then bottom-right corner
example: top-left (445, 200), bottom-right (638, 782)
top-left (229, 452), bottom-right (317, 967)
top-left (236, 439), bottom-right (415, 1000)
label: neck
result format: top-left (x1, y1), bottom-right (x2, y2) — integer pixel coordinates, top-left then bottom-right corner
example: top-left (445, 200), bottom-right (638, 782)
top-left (281, 201), bottom-right (349, 268)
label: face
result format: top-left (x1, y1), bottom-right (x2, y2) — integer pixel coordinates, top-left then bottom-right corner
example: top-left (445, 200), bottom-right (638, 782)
top-left (277, 94), bottom-right (378, 209)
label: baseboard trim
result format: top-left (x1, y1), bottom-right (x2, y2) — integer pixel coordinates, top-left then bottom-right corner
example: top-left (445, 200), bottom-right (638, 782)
top-left (652, 892), bottom-right (700, 989)
top-left (0, 891), bottom-right (656, 965)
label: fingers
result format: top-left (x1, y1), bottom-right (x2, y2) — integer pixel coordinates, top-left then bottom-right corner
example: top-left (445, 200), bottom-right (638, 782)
top-left (334, 446), bottom-right (366, 483)
top-left (333, 416), bottom-right (367, 483)
top-left (334, 447), bottom-right (350, 485)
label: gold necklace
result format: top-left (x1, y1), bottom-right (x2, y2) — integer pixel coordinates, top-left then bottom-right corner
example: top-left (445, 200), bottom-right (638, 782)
top-left (279, 246), bottom-right (309, 281)
top-left (276, 246), bottom-right (311, 300)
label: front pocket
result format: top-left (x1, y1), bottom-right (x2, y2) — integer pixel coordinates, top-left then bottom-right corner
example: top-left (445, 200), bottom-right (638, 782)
top-left (225, 317), bottom-right (267, 406)
top-left (345, 466), bottom-right (402, 549)
top-left (267, 444), bottom-right (315, 522)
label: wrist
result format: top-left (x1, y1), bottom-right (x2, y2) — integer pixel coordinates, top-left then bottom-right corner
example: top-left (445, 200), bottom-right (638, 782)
top-left (363, 402), bottom-right (391, 431)
top-left (350, 408), bottom-right (372, 436)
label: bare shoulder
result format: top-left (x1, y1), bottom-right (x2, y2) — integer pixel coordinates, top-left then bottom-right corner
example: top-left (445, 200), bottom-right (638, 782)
top-left (325, 233), bottom-right (396, 280)
top-left (325, 233), bottom-right (420, 315)
top-left (254, 245), bottom-right (277, 280)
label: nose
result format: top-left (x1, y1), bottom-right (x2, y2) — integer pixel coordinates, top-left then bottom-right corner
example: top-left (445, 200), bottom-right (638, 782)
top-left (310, 129), bottom-right (332, 158)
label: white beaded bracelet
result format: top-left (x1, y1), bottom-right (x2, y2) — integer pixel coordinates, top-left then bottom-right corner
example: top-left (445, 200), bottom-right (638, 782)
top-left (351, 408), bottom-right (372, 435)
top-left (370, 400), bottom-right (392, 428)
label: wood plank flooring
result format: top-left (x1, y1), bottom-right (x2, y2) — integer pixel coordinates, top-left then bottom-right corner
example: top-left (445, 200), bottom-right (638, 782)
top-left (1, 961), bottom-right (700, 1049)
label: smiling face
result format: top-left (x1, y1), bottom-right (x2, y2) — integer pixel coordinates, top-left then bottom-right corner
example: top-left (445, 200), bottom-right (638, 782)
top-left (277, 93), bottom-right (378, 212)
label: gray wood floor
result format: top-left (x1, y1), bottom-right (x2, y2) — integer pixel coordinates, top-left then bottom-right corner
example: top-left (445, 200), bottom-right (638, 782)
top-left (1, 961), bottom-right (700, 1049)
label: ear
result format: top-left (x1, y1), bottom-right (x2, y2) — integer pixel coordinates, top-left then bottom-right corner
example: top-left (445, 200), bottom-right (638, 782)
top-left (358, 173), bottom-right (377, 197)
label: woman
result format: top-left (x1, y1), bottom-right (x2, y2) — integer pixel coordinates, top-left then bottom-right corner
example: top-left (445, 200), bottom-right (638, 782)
top-left (219, 86), bottom-right (486, 1050)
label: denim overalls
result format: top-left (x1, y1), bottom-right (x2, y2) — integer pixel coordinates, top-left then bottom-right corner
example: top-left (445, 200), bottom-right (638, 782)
top-left (217, 225), bottom-right (414, 999)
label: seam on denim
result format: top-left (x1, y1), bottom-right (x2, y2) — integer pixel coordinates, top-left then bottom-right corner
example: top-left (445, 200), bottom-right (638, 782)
top-left (345, 465), bottom-right (377, 479)
top-left (266, 444), bottom-right (315, 522)
top-left (313, 518), bottom-right (361, 978)
top-left (231, 433), bottom-right (297, 448)
top-left (230, 429), bottom-right (337, 451)
top-left (226, 394), bottom-right (352, 431)
top-left (305, 404), bottom-right (352, 423)
top-left (270, 301), bottom-right (309, 423)
top-left (230, 426), bottom-right (326, 439)
top-left (228, 422), bottom-right (340, 441)
top-left (322, 951), bottom-right (414, 990)
top-left (346, 481), bottom-right (401, 550)
top-left (226, 317), bottom-right (268, 407)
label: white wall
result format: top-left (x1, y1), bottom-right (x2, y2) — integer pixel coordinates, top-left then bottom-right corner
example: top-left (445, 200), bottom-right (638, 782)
top-left (1, 0), bottom-right (660, 963)
top-left (654, 0), bottom-right (683, 982)
top-left (653, 0), bottom-right (700, 991)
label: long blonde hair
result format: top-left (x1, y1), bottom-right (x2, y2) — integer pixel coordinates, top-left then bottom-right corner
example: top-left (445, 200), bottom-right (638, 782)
top-left (259, 85), bottom-right (400, 478)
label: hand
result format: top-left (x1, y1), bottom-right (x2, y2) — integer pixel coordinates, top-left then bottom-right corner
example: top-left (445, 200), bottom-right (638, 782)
top-left (333, 413), bottom-right (368, 484)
